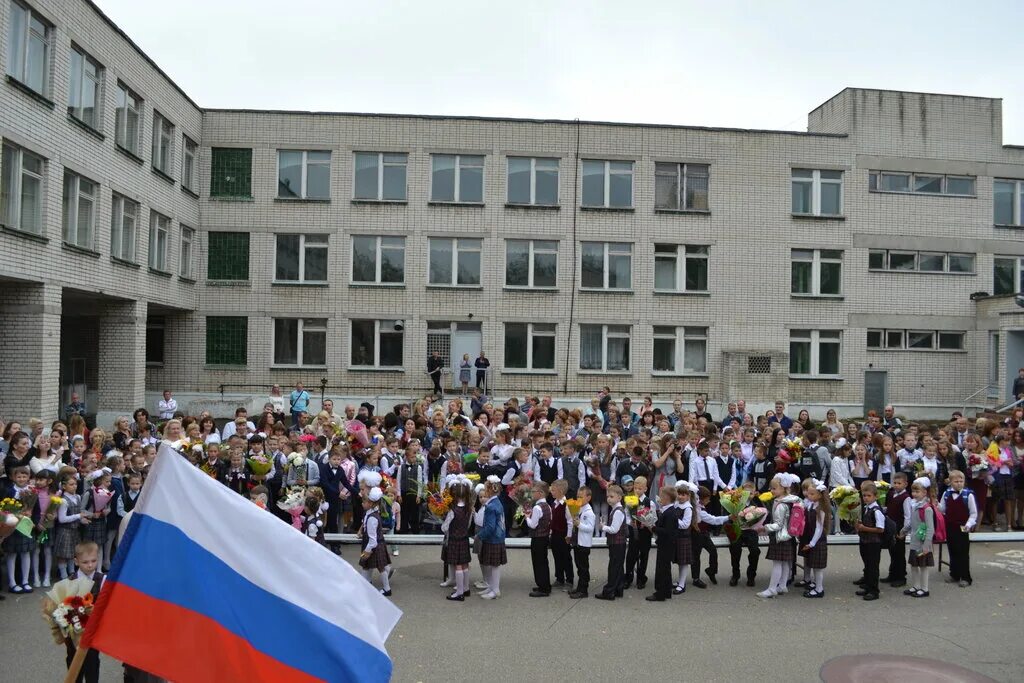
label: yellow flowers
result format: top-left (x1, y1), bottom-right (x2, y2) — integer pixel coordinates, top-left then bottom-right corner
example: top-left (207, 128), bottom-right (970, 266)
top-left (758, 492), bottom-right (774, 503)
top-left (50, 496), bottom-right (64, 506)
top-left (566, 498), bottom-right (583, 518)
top-left (623, 494), bottom-right (640, 510)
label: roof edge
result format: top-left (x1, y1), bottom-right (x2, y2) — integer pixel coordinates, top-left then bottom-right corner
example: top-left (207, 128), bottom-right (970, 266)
top-left (809, 86), bottom-right (1002, 115)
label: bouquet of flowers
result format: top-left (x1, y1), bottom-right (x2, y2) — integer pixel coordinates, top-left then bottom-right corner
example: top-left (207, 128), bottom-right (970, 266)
top-left (511, 481), bottom-right (534, 514)
top-left (718, 488), bottom-right (751, 542)
top-left (967, 453), bottom-right (989, 478)
top-left (464, 472), bottom-right (481, 485)
top-left (0, 497), bottom-right (24, 541)
top-left (829, 485), bottom-right (861, 523)
top-left (462, 451), bottom-right (479, 467)
top-left (566, 497), bottom-right (583, 519)
top-left (738, 505), bottom-right (768, 530)
top-left (874, 480), bottom-right (892, 506)
top-left (288, 452), bottom-right (307, 469)
top-left (634, 505), bottom-right (658, 529)
top-left (277, 487), bottom-right (307, 529)
top-left (427, 489), bottom-right (452, 519)
top-left (42, 577), bottom-right (96, 646)
top-left (199, 459), bottom-right (221, 478)
top-left (775, 438), bottom-right (802, 472)
top-left (758, 491), bottom-right (774, 504)
top-left (246, 452), bottom-right (274, 476)
top-left (449, 424), bottom-right (465, 443)
top-left (623, 494), bottom-right (640, 511)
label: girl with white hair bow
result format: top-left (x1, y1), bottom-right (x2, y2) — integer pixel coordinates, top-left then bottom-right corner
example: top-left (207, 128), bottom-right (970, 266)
top-left (899, 476), bottom-right (936, 598)
top-left (758, 473), bottom-right (802, 598)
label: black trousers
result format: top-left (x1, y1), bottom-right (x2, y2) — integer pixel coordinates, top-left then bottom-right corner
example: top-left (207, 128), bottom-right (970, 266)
top-left (690, 530), bottom-right (718, 577)
top-left (601, 543), bottom-right (626, 596)
top-left (573, 546), bottom-right (591, 594)
top-left (65, 643), bottom-right (100, 683)
top-left (859, 542), bottom-right (882, 595)
top-left (475, 370), bottom-right (487, 389)
top-left (531, 537), bottom-right (551, 592)
top-left (626, 528), bottom-right (652, 582)
top-left (886, 537), bottom-right (906, 581)
top-left (947, 526), bottom-right (973, 582)
top-left (653, 543), bottom-right (675, 598)
top-left (551, 534), bottom-right (574, 583)
top-left (729, 533), bottom-right (760, 578)
top-left (400, 492), bottom-right (421, 534)
top-left (325, 498), bottom-right (341, 535)
top-left (430, 371), bottom-right (442, 395)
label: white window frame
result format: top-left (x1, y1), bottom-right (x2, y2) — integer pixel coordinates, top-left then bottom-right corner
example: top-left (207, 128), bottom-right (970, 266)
top-left (430, 154), bottom-right (484, 203)
top-left (350, 235), bottom-right (405, 285)
top-left (6, 1), bottom-right (50, 95)
top-left (350, 319), bottom-right (404, 369)
top-left (353, 152), bottom-right (407, 201)
top-left (867, 328), bottom-right (965, 352)
top-left (428, 237), bottom-right (482, 287)
top-left (274, 233), bottom-right (329, 284)
top-left (149, 211), bottom-right (169, 272)
top-left (114, 83), bottom-right (142, 154)
top-left (506, 156), bottom-right (559, 206)
top-left (179, 225), bottom-right (194, 279)
top-left (62, 171), bottom-right (96, 249)
top-left (273, 318), bottom-right (327, 368)
top-left (789, 329), bottom-right (841, 378)
top-left (653, 244), bottom-right (709, 293)
top-left (582, 159), bottom-right (633, 208)
top-left (651, 326), bottom-right (708, 375)
top-left (790, 249), bottom-right (842, 296)
top-left (67, 45), bottom-right (102, 128)
top-left (869, 171), bottom-right (976, 197)
top-left (503, 322), bottom-right (556, 372)
top-left (579, 323), bottom-right (631, 372)
top-left (654, 162), bottom-right (709, 211)
top-left (152, 111), bottom-right (173, 175)
top-left (277, 149), bottom-right (331, 200)
top-left (110, 193), bottom-right (138, 262)
top-left (1, 142), bottom-right (43, 234)
top-left (581, 241), bottom-right (632, 290)
top-left (791, 169), bottom-right (843, 216)
top-left (868, 249), bottom-right (975, 274)
top-left (995, 179), bottom-right (1024, 227)
top-left (504, 239), bottom-right (558, 289)
top-left (181, 136), bottom-right (197, 191)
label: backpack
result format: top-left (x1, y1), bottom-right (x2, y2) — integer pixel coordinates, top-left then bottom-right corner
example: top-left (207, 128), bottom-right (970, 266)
top-left (788, 502), bottom-right (806, 538)
top-left (919, 503), bottom-right (947, 543)
top-left (879, 509), bottom-right (898, 549)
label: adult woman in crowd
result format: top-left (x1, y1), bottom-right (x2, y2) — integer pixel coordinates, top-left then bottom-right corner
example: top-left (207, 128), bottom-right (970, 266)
top-left (131, 408), bottom-right (155, 438)
top-left (823, 409), bottom-right (844, 435)
top-left (198, 415), bottom-right (222, 444)
top-left (112, 416), bottom-right (133, 451)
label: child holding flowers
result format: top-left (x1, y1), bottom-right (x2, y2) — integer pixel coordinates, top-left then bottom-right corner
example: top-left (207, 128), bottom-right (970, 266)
top-left (646, 486), bottom-right (680, 602)
top-left (80, 468), bottom-right (113, 571)
top-left (729, 481), bottom-right (762, 587)
top-left (758, 472), bottom-right (801, 598)
top-left (796, 478), bottom-right (830, 598)
top-left (900, 476), bottom-right (936, 598)
top-left (854, 481), bottom-right (886, 601)
top-left (569, 485), bottom-right (595, 599)
top-left (548, 479), bottom-right (574, 589)
top-left (692, 486), bottom-right (730, 588)
top-left (595, 484), bottom-right (627, 600)
top-left (624, 475), bottom-right (653, 591)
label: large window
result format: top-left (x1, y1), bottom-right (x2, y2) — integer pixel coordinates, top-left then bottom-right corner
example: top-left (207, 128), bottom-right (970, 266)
top-left (114, 83), bottom-right (142, 155)
top-left (995, 179), bottom-right (1024, 227)
top-left (789, 330), bottom-right (841, 377)
top-left (582, 160), bottom-right (632, 208)
top-left (148, 211), bottom-right (170, 271)
top-left (580, 324), bottom-right (630, 371)
top-left (67, 46), bottom-right (102, 129)
top-left (504, 323), bottom-right (556, 371)
top-left (0, 142), bottom-right (43, 234)
top-left (431, 154), bottom-right (483, 203)
top-left (993, 257), bottom-right (1024, 295)
top-left (353, 152), bottom-right (407, 201)
top-left (505, 239), bottom-right (557, 288)
top-left (351, 235), bottom-right (404, 284)
top-left (6, 1), bottom-right (50, 95)
top-left (206, 316), bottom-right (247, 366)
top-left (181, 137), bottom-right (197, 192)
top-left (652, 326), bottom-right (707, 374)
top-left (791, 169), bottom-right (842, 216)
top-left (655, 162), bottom-right (709, 211)
top-left (869, 171), bottom-right (975, 196)
top-left (654, 244), bottom-right (708, 292)
top-left (152, 111), bottom-right (173, 175)
top-left (273, 318), bottom-right (327, 367)
top-left (507, 157), bottom-right (558, 206)
top-left (429, 238), bottom-right (481, 286)
top-left (210, 148), bottom-right (252, 198)
top-left (868, 249), bottom-right (974, 274)
top-left (278, 150), bottom-right (330, 200)
top-left (146, 317), bottom-right (165, 366)
top-left (275, 234), bottom-right (328, 283)
top-left (581, 242), bottom-right (631, 290)
top-left (62, 171), bottom-right (96, 249)
top-left (110, 193), bottom-right (138, 262)
top-left (351, 320), bottom-right (403, 368)
top-left (791, 249), bottom-right (842, 296)
top-left (179, 226), bottom-right (194, 279)
top-left (867, 329), bottom-right (965, 352)
top-left (207, 232), bottom-right (250, 280)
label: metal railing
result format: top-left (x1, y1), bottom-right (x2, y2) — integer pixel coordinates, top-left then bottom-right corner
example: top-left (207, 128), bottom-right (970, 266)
top-left (962, 383), bottom-right (997, 414)
top-left (994, 396), bottom-right (1024, 414)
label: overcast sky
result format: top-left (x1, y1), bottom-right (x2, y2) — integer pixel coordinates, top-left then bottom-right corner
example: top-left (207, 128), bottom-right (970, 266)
top-left (97, 0), bottom-right (1024, 142)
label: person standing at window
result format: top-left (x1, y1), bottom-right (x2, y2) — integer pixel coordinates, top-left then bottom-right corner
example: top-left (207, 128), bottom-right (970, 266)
top-left (427, 351), bottom-right (444, 397)
top-left (474, 352), bottom-right (490, 391)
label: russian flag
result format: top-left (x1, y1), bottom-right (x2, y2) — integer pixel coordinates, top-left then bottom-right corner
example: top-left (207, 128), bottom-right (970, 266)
top-left (81, 443), bottom-right (401, 683)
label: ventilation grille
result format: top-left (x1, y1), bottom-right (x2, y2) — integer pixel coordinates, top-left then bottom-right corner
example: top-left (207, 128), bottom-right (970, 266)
top-left (747, 355), bottom-right (771, 374)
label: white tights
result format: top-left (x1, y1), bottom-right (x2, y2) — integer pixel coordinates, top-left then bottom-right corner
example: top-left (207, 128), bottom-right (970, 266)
top-left (813, 568), bottom-right (825, 593)
top-left (675, 566), bottom-right (688, 589)
top-left (481, 565), bottom-right (501, 593)
top-left (361, 566), bottom-right (392, 592)
top-left (911, 566), bottom-right (930, 591)
top-left (31, 546), bottom-right (52, 584)
top-left (768, 560), bottom-right (791, 592)
top-left (6, 552), bottom-right (30, 587)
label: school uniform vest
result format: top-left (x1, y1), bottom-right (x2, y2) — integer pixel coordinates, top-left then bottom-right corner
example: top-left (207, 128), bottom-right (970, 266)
top-left (550, 500), bottom-right (568, 536)
top-left (944, 490), bottom-right (972, 527)
top-left (606, 504), bottom-right (627, 545)
top-left (121, 491), bottom-right (141, 514)
top-left (450, 505), bottom-right (470, 539)
top-left (752, 460), bottom-right (772, 491)
top-left (361, 510), bottom-right (385, 551)
top-left (799, 503), bottom-right (817, 545)
top-left (886, 489), bottom-right (909, 528)
top-left (715, 456), bottom-right (736, 487)
top-left (399, 463), bottom-right (420, 494)
top-left (860, 503), bottom-right (882, 544)
top-left (537, 457), bottom-right (558, 485)
top-left (562, 457), bottom-right (582, 493)
top-left (427, 457), bottom-right (444, 482)
top-left (530, 501), bottom-right (551, 538)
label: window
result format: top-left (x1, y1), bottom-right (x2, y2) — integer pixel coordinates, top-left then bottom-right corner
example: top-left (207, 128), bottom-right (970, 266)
top-left (205, 316), bottom-right (247, 366)
top-left (789, 330), bottom-right (841, 377)
top-left (655, 162), bottom-right (709, 211)
top-left (273, 318), bottom-right (327, 366)
top-left (62, 171), bottom-right (96, 249)
top-left (207, 232), bottom-right (249, 280)
top-left (110, 194), bottom-right (138, 262)
top-left (151, 111), bottom-right (173, 175)
top-left (114, 83), bottom-right (142, 154)
top-left (582, 160), bottom-right (632, 208)
top-left (580, 324), bottom-right (630, 371)
top-left (278, 150), bottom-right (330, 200)
top-left (869, 171), bottom-right (976, 196)
top-left (652, 326), bottom-right (707, 374)
top-left (181, 137), bottom-right (197, 192)
top-left (867, 329), bottom-right (965, 352)
top-left (6, 1), bottom-right (50, 95)
top-left (994, 257), bottom-right (1024, 295)
top-left (791, 169), bottom-right (842, 216)
top-left (791, 249), bottom-right (842, 296)
top-left (428, 238), bottom-right (481, 286)
top-left (0, 142), bottom-right (43, 234)
top-left (868, 249), bottom-right (975, 274)
top-left (354, 152), bottom-right (407, 201)
top-left (210, 148), bottom-right (252, 198)
top-left (654, 244), bottom-right (708, 292)
top-left (431, 154), bottom-right (483, 203)
top-left (351, 235), bottom-right (404, 284)
top-left (145, 316), bottom-right (164, 366)
top-left (275, 234), bottom-right (328, 283)
top-left (148, 211), bottom-right (169, 271)
top-left (507, 157), bottom-right (559, 205)
top-left (351, 320), bottom-right (403, 368)
top-left (995, 179), bottom-right (1024, 227)
top-left (581, 242), bottom-right (631, 290)
top-left (179, 226), bottom-right (194, 279)
top-left (504, 323), bottom-right (556, 371)
top-left (505, 239), bottom-right (557, 288)
top-left (67, 46), bottom-right (101, 128)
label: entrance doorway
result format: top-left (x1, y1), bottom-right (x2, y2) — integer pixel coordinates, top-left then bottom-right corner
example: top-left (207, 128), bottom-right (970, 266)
top-left (426, 321), bottom-right (482, 391)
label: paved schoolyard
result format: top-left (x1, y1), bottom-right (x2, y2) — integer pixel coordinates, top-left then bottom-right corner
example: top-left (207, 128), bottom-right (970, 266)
top-left (1, 543), bottom-right (1021, 682)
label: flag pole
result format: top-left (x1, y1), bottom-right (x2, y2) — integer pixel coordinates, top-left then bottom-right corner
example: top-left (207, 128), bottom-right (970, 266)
top-left (64, 645), bottom-right (87, 683)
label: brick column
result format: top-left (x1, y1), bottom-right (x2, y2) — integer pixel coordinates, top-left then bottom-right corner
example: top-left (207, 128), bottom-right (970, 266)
top-left (0, 281), bottom-right (62, 423)
top-left (96, 299), bottom-right (148, 428)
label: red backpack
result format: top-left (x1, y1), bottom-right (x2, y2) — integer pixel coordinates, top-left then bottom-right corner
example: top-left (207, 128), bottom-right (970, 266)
top-left (920, 503), bottom-right (947, 543)
top-left (788, 502), bottom-right (806, 538)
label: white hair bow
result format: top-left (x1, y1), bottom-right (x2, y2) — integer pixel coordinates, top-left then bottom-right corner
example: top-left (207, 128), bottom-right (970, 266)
top-left (913, 476), bottom-right (931, 490)
top-left (812, 478), bottom-right (827, 492)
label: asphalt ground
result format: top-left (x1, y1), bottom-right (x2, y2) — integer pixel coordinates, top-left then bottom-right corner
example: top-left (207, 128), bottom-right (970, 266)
top-left (1, 542), bottom-right (1022, 682)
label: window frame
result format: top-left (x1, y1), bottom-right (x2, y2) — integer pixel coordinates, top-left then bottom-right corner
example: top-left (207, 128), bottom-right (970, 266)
top-left (581, 159), bottom-right (634, 209)
top-left (651, 325), bottom-right (708, 376)
top-left (580, 241), bottom-right (632, 291)
top-left (148, 211), bottom-right (170, 272)
top-left (151, 111), bottom-right (173, 175)
top-left (62, 170), bottom-right (97, 249)
top-left (274, 233), bottom-right (329, 284)
top-left (181, 136), bottom-right (197, 192)
top-left (868, 170), bottom-right (977, 197)
top-left (579, 323), bottom-right (631, 372)
top-left (67, 45), bottom-right (102, 129)
top-left (654, 162), bottom-right (709, 211)
top-left (789, 329), bottom-right (842, 378)
top-left (350, 235), bottom-right (405, 285)
top-left (428, 237), bottom-right (482, 287)
top-left (6, 1), bottom-right (51, 95)
top-left (503, 322), bottom-right (557, 372)
top-left (179, 225), bottom-right (194, 279)
top-left (205, 316), bottom-right (248, 366)
top-left (276, 149), bottom-right (331, 200)
top-left (506, 156), bottom-right (560, 206)
top-left (868, 248), bottom-right (975, 275)
top-left (791, 168), bottom-right (843, 217)
top-left (430, 153), bottom-right (485, 204)
top-left (790, 248), bottom-right (842, 296)
top-left (995, 179), bottom-right (1024, 227)
top-left (114, 82), bottom-right (142, 155)
top-left (353, 151), bottom-right (408, 201)
top-left (109, 193), bottom-right (138, 262)
top-left (867, 328), bottom-right (966, 352)
top-left (350, 319), bottom-right (404, 369)
top-left (1, 141), bottom-right (44, 234)
top-left (993, 256), bottom-right (1024, 295)
top-left (272, 317), bottom-right (328, 368)
top-left (653, 244), bottom-right (709, 293)
top-left (504, 239), bottom-right (558, 289)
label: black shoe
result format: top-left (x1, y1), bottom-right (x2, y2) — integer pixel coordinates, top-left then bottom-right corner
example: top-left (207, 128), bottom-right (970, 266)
top-left (645, 594), bottom-right (667, 602)
top-left (729, 576), bottom-right (739, 587)
top-left (381, 590), bottom-right (392, 597)
top-left (569, 591), bottom-right (587, 599)
top-left (746, 576), bottom-right (756, 587)
top-left (855, 589), bottom-right (869, 596)
top-left (445, 593), bottom-right (464, 601)
top-left (636, 579), bottom-right (647, 590)
top-left (593, 593), bottom-right (614, 601)
top-left (554, 579), bottom-right (566, 588)
top-left (911, 590), bottom-right (930, 598)
top-left (672, 585), bottom-right (685, 595)
top-left (803, 590), bottom-right (824, 598)
top-left (852, 579), bottom-right (865, 586)
top-left (903, 588), bottom-right (918, 596)
top-left (614, 591), bottom-right (623, 598)
top-left (862, 593), bottom-right (879, 601)
top-left (889, 580), bottom-right (906, 588)
top-left (529, 590), bottom-right (551, 597)
top-left (705, 570), bottom-right (717, 585)
top-left (880, 576), bottom-right (894, 583)
top-left (622, 579), bottom-right (633, 590)
top-left (793, 579), bottom-right (811, 588)
top-left (692, 579), bottom-right (708, 589)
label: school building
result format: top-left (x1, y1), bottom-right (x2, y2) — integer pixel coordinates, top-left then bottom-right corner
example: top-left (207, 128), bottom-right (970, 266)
top-left (2, 0), bottom-right (1024, 426)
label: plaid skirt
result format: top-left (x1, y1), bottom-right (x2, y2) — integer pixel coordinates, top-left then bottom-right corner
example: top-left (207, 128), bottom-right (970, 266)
top-left (799, 538), bottom-right (828, 569)
top-left (908, 549), bottom-right (934, 567)
top-left (447, 536), bottom-right (472, 565)
top-left (81, 520), bottom-right (108, 545)
top-left (2, 528), bottom-right (36, 554)
top-left (676, 533), bottom-right (693, 566)
top-left (478, 541), bottom-right (507, 567)
top-left (359, 544), bottom-right (391, 573)
top-left (991, 473), bottom-right (1016, 501)
top-left (53, 524), bottom-right (81, 559)
top-left (766, 536), bottom-right (796, 563)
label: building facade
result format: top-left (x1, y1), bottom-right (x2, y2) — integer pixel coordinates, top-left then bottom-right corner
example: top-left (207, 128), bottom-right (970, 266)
top-left (2, 0), bottom-right (1024, 425)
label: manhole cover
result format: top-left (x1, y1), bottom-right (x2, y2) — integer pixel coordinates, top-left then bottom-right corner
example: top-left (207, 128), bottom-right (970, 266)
top-left (821, 655), bottom-right (997, 683)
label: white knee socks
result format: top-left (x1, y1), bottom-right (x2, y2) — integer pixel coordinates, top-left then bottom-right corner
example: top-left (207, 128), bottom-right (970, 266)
top-left (490, 567), bottom-right (501, 594)
top-left (813, 568), bottom-right (825, 593)
top-left (5, 555), bottom-right (15, 587)
top-left (920, 566), bottom-right (929, 591)
top-left (910, 566), bottom-right (921, 589)
top-left (380, 566), bottom-right (392, 592)
top-left (803, 565), bottom-right (812, 582)
top-left (769, 561), bottom-right (784, 592)
top-left (454, 569), bottom-right (466, 595)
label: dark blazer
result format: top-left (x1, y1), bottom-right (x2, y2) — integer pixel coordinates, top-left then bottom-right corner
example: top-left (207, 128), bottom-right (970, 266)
top-left (653, 505), bottom-right (680, 547)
